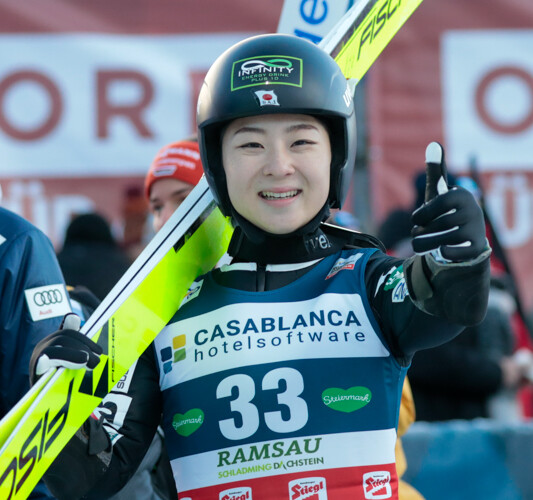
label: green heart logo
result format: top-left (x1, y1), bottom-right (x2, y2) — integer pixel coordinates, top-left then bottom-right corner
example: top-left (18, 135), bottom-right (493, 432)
top-left (172, 409), bottom-right (204, 437)
top-left (322, 387), bottom-right (372, 413)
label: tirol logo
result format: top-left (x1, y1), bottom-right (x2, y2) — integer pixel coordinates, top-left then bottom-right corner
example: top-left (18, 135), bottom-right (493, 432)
top-left (231, 55), bottom-right (303, 90)
top-left (363, 471), bottom-right (392, 499)
top-left (322, 386), bottom-right (372, 413)
top-left (383, 265), bottom-right (408, 304)
top-left (383, 266), bottom-right (404, 291)
top-left (289, 477), bottom-right (327, 499)
top-left (219, 486), bottom-right (252, 500)
top-left (172, 408), bottom-right (204, 437)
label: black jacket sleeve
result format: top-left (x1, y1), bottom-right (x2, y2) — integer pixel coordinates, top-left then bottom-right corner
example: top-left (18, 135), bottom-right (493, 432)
top-left (44, 347), bottom-right (162, 499)
top-left (364, 251), bottom-right (467, 363)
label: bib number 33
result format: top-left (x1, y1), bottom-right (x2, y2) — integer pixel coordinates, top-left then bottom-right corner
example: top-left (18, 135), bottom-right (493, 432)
top-left (216, 367), bottom-right (308, 440)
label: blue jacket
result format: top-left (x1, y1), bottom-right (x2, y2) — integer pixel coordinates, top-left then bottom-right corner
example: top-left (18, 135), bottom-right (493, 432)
top-left (0, 207), bottom-right (70, 499)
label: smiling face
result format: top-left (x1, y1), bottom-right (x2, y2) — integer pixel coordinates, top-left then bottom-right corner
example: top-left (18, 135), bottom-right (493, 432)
top-left (149, 178), bottom-right (195, 233)
top-left (221, 114), bottom-right (331, 235)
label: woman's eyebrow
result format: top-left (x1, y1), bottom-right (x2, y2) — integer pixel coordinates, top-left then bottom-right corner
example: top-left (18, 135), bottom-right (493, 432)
top-left (232, 126), bottom-right (265, 137)
top-left (231, 122), bottom-right (318, 137)
top-left (285, 123), bottom-right (319, 133)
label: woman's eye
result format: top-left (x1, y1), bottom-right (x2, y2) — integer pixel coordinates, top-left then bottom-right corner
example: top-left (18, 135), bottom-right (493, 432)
top-left (150, 205), bottom-right (162, 214)
top-left (293, 139), bottom-right (314, 146)
top-left (239, 142), bottom-right (263, 149)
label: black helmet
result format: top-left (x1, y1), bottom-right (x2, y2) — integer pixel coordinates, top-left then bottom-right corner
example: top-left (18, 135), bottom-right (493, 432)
top-left (197, 33), bottom-right (356, 217)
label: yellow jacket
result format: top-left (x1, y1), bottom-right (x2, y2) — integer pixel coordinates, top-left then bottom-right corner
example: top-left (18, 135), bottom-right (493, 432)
top-left (396, 378), bottom-right (424, 500)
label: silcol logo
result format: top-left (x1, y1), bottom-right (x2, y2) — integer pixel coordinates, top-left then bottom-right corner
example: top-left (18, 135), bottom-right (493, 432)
top-left (363, 471), bottom-right (392, 499)
top-left (219, 486), bottom-right (252, 500)
top-left (289, 477), bottom-right (327, 499)
top-left (231, 55), bottom-right (303, 90)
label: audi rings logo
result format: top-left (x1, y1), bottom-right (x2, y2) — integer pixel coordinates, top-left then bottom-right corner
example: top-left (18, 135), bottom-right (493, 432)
top-left (25, 284), bottom-right (69, 321)
top-left (33, 289), bottom-right (63, 306)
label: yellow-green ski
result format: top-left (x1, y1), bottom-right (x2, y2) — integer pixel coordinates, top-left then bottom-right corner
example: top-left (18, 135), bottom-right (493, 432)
top-left (0, 178), bottom-right (233, 499)
top-left (322, 0), bottom-right (425, 84)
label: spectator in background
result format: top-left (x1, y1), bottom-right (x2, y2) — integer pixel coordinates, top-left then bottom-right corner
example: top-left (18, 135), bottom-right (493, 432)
top-left (121, 185), bottom-right (149, 261)
top-left (482, 274), bottom-right (531, 420)
top-left (407, 280), bottom-right (528, 422)
top-left (57, 212), bottom-right (131, 301)
top-left (118, 136), bottom-right (204, 261)
top-left (0, 187), bottom-right (71, 499)
top-left (144, 136), bottom-right (204, 233)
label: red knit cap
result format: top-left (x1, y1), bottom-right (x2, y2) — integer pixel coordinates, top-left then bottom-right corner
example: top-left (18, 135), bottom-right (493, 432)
top-left (144, 140), bottom-right (203, 199)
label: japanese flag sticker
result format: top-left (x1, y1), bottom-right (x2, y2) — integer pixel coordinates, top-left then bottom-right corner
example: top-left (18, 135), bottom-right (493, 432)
top-left (254, 90), bottom-right (279, 106)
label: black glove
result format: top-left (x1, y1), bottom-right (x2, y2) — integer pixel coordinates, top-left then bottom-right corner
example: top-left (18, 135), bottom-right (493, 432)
top-left (29, 313), bottom-right (103, 385)
top-left (411, 142), bottom-right (486, 262)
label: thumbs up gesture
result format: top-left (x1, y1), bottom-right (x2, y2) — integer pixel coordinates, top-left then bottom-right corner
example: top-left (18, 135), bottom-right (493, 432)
top-left (411, 142), bottom-right (486, 262)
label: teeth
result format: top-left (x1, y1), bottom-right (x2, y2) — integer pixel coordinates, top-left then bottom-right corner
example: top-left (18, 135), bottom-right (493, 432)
top-left (261, 190), bottom-right (298, 200)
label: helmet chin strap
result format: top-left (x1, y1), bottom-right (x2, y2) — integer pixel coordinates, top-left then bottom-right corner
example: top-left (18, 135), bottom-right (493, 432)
top-left (227, 203), bottom-right (333, 264)
top-left (231, 202), bottom-right (331, 244)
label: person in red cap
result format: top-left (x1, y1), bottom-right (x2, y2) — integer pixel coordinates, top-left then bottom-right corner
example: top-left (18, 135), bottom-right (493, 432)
top-left (144, 137), bottom-right (204, 232)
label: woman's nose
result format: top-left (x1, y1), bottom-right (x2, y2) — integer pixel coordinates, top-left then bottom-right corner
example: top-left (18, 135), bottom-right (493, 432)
top-left (262, 145), bottom-right (295, 176)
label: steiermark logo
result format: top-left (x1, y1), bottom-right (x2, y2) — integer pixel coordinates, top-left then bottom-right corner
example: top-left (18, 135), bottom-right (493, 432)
top-left (172, 408), bottom-right (204, 437)
top-left (321, 386), bottom-right (372, 413)
top-left (160, 334), bottom-right (186, 374)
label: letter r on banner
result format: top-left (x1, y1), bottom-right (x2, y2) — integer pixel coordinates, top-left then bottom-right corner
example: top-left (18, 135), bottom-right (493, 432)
top-left (97, 70), bottom-right (154, 138)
